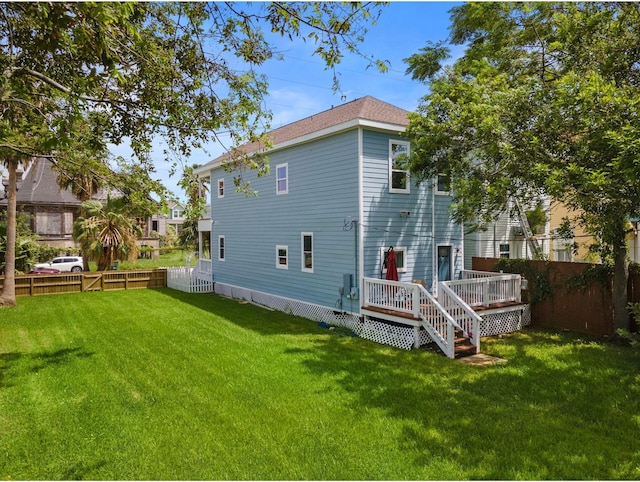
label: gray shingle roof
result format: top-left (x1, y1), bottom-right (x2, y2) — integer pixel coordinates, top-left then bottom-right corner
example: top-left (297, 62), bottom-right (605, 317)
top-left (207, 96), bottom-right (409, 166)
top-left (4, 158), bottom-right (110, 206)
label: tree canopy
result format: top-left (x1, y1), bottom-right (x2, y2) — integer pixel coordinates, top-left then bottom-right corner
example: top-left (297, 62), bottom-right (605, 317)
top-left (0, 1), bottom-right (385, 305)
top-left (404, 2), bottom-right (640, 329)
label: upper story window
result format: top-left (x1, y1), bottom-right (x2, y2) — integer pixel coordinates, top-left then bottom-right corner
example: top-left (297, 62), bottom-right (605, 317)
top-left (276, 163), bottom-right (288, 195)
top-left (389, 141), bottom-right (410, 194)
top-left (217, 179), bottom-right (224, 198)
top-left (436, 174), bottom-right (451, 195)
top-left (301, 233), bottom-right (313, 273)
top-left (172, 208), bottom-right (185, 219)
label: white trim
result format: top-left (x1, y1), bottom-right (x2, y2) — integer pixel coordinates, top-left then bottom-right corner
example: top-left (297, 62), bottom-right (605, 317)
top-left (276, 163), bottom-right (288, 195)
top-left (380, 246), bottom-right (408, 274)
top-left (301, 232), bottom-right (313, 273)
top-left (194, 119), bottom-right (408, 175)
top-left (435, 174), bottom-right (451, 195)
top-left (358, 127), bottom-right (365, 309)
top-left (218, 235), bottom-right (225, 262)
top-left (276, 245), bottom-right (288, 269)
top-left (217, 178), bottom-right (225, 198)
top-left (389, 140), bottom-right (411, 194)
top-left (436, 244), bottom-right (454, 282)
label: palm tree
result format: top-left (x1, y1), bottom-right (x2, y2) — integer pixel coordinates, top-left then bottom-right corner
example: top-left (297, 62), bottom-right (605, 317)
top-left (54, 125), bottom-right (111, 271)
top-left (73, 200), bottom-right (141, 271)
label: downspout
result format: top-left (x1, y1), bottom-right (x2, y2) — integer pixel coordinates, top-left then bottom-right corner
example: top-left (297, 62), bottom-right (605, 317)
top-left (432, 177), bottom-right (436, 293)
top-left (357, 127), bottom-right (365, 307)
top-left (459, 220), bottom-right (464, 275)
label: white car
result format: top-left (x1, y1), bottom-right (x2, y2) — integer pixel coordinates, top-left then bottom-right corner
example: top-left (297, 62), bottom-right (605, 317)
top-left (34, 256), bottom-right (84, 272)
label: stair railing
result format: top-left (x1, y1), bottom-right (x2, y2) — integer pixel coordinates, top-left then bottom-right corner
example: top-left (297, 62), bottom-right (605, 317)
top-left (415, 283), bottom-right (457, 359)
top-left (438, 282), bottom-right (482, 353)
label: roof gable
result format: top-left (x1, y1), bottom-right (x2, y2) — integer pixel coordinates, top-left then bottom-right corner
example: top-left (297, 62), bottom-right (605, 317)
top-left (8, 159), bottom-right (110, 206)
top-left (198, 96), bottom-right (409, 173)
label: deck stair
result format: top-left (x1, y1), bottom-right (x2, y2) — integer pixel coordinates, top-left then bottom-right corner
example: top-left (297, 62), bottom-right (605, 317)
top-left (362, 271), bottom-right (525, 358)
top-left (453, 329), bottom-right (477, 358)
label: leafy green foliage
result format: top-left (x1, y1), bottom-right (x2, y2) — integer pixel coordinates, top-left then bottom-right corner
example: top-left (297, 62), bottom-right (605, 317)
top-left (73, 199), bottom-right (141, 271)
top-left (0, 213), bottom-right (41, 273)
top-left (405, 2), bottom-right (640, 329)
top-left (495, 258), bottom-right (553, 304)
top-left (0, 2), bottom-right (386, 303)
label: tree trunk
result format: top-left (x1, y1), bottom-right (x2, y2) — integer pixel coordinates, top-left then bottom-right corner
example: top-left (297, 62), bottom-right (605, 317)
top-left (0, 160), bottom-right (18, 307)
top-left (612, 242), bottom-right (630, 331)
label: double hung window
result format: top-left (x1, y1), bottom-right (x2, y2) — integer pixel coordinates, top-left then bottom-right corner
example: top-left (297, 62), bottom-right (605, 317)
top-left (276, 245), bottom-right (288, 269)
top-left (276, 163), bottom-right (288, 195)
top-left (389, 141), bottom-right (410, 193)
top-left (301, 233), bottom-right (313, 273)
top-left (218, 235), bottom-right (225, 261)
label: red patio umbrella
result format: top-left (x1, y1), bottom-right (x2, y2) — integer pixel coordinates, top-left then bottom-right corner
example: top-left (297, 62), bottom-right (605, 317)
top-left (385, 247), bottom-right (398, 281)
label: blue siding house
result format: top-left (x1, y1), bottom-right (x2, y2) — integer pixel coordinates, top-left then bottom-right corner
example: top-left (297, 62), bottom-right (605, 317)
top-left (194, 97), bottom-right (527, 354)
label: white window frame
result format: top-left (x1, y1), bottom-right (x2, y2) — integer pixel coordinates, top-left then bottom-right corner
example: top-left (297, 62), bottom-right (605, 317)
top-left (276, 245), bottom-right (288, 269)
top-left (218, 235), bottom-right (225, 261)
top-left (217, 178), bottom-right (225, 198)
top-left (389, 140), bottom-right (411, 194)
top-left (276, 163), bottom-right (288, 195)
top-left (499, 243), bottom-right (510, 259)
top-left (301, 232), bottom-right (313, 273)
top-left (380, 246), bottom-right (407, 274)
top-left (435, 173), bottom-right (451, 195)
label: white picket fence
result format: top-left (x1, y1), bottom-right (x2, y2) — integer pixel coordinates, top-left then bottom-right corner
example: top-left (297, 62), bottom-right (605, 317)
top-left (164, 258), bottom-right (213, 293)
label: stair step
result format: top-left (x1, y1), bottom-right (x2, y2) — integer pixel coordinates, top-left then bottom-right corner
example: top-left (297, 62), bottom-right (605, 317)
top-left (455, 343), bottom-right (477, 358)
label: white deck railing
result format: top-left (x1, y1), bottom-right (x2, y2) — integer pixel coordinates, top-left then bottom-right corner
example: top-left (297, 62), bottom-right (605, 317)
top-left (438, 282), bottom-right (481, 350)
top-left (362, 270), bottom-right (522, 357)
top-left (362, 277), bottom-right (458, 358)
top-left (446, 270), bottom-right (521, 307)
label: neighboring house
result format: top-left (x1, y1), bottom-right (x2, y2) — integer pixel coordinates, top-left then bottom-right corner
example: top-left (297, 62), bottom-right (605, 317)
top-left (0, 158), bottom-right (108, 249)
top-left (195, 97), bottom-right (466, 323)
top-left (0, 158), bottom-right (166, 251)
top-left (166, 201), bottom-right (186, 235)
top-left (143, 201), bottom-right (185, 239)
top-left (465, 197), bottom-right (551, 263)
top-left (548, 202), bottom-right (640, 264)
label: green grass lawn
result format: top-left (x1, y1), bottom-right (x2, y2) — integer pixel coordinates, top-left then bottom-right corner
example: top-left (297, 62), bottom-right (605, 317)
top-left (1, 289), bottom-right (639, 480)
top-left (87, 250), bottom-right (196, 271)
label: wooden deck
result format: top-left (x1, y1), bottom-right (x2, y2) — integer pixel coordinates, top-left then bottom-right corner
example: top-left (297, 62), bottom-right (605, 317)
top-left (362, 300), bottom-right (526, 324)
top-left (361, 304), bottom-right (421, 321)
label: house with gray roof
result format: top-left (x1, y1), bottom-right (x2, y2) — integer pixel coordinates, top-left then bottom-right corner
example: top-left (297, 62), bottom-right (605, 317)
top-left (194, 96), bottom-right (477, 347)
top-left (0, 158), bottom-right (169, 251)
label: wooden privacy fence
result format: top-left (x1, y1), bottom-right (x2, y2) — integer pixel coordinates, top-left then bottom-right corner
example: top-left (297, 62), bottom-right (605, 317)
top-left (0, 269), bottom-right (167, 297)
top-left (472, 257), bottom-right (640, 336)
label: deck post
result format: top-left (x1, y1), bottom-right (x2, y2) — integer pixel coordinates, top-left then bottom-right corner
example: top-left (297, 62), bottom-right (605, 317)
top-left (412, 285), bottom-right (420, 319)
top-left (413, 326), bottom-right (420, 349)
top-left (482, 279), bottom-right (490, 306)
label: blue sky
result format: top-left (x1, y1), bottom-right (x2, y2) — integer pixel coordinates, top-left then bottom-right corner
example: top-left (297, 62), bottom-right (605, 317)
top-left (125, 2), bottom-right (465, 201)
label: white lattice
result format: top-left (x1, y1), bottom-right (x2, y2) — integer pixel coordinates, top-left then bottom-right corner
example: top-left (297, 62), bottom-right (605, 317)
top-left (214, 282), bottom-right (529, 352)
top-left (360, 318), bottom-right (415, 350)
top-left (479, 305), bottom-right (531, 337)
top-left (214, 283), bottom-right (361, 330)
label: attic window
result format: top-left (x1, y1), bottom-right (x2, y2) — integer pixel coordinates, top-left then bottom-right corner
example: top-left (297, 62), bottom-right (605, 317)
top-left (389, 141), bottom-right (410, 194)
